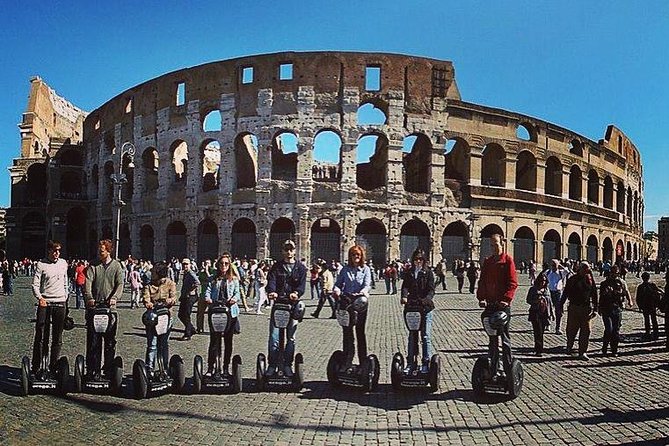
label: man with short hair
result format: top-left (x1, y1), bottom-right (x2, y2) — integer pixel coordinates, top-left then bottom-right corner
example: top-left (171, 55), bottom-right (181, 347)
top-left (178, 258), bottom-right (200, 341)
top-left (636, 271), bottom-right (662, 340)
top-left (562, 261), bottom-right (598, 360)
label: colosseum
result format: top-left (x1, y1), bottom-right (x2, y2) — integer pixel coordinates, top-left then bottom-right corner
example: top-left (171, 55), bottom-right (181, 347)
top-left (6, 51), bottom-right (645, 266)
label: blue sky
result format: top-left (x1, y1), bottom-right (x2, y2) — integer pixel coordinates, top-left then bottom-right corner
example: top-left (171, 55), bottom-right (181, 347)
top-left (1, 1), bottom-right (667, 230)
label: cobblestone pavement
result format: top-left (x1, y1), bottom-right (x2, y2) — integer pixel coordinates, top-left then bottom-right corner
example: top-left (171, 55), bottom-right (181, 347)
top-left (1, 273), bottom-right (668, 445)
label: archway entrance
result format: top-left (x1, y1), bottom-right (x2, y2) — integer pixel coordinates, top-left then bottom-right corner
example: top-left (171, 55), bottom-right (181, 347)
top-left (441, 221), bottom-right (469, 264)
top-left (513, 227), bottom-right (535, 265)
top-left (197, 219), bottom-right (219, 262)
top-left (311, 218), bottom-right (341, 262)
top-left (140, 225), bottom-right (154, 261)
top-left (400, 219), bottom-right (430, 262)
top-left (231, 218), bottom-right (256, 260)
top-left (355, 219), bottom-right (387, 267)
top-left (166, 221), bottom-right (187, 260)
top-left (543, 229), bottom-right (562, 264)
top-left (269, 218), bottom-right (296, 261)
top-left (479, 224), bottom-right (504, 261)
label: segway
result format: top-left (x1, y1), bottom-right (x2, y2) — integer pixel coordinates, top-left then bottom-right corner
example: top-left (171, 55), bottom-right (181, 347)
top-left (256, 297), bottom-right (304, 391)
top-left (391, 302), bottom-right (440, 392)
top-left (20, 303), bottom-right (69, 396)
top-left (471, 305), bottom-right (523, 398)
top-left (192, 303), bottom-right (242, 394)
top-left (73, 305), bottom-right (123, 395)
top-left (133, 305), bottom-right (185, 399)
top-left (326, 294), bottom-right (380, 392)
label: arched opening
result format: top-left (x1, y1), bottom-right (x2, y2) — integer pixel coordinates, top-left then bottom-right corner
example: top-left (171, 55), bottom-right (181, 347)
top-left (91, 165), bottom-right (99, 199)
top-left (312, 130), bottom-right (342, 182)
top-left (516, 123), bottom-right (537, 142)
top-left (633, 191), bottom-right (639, 224)
top-left (201, 140), bottom-right (221, 192)
top-left (356, 133), bottom-right (388, 191)
top-left (569, 165), bottom-right (582, 200)
top-left (22, 212), bottom-right (46, 259)
top-left (616, 239), bottom-right (624, 263)
top-left (616, 181), bottom-right (625, 213)
top-left (269, 218), bottom-right (296, 261)
top-left (27, 163), bottom-right (47, 203)
top-left (587, 170), bottom-right (599, 205)
top-left (142, 148), bottom-right (159, 192)
top-left (121, 153), bottom-right (134, 202)
top-left (59, 149), bottom-right (83, 166)
top-left (603, 237), bottom-right (613, 262)
top-left (626, 187), bottom-right (633, 218)
top-left (170, 140), bottom-right (188, 184)
top-left (400, 219), bottom-right (430, 262)
top-left (104, 161), bottom-right (114, 201)
top-left (119, 222), bottom-right (131, 259)
top-left (481, 144), bottom-right (505, 187)
top-left (402, 133), bottom-right (431, 193)
top-left (586, 235), bottom-right (598, 263)
top-left (626, 241), bottom-right (632, 261)
top-left (567, 232), bottom-right (582, 261)
top-left (355, 219), bottom-right (387, 267)
top-left (231, 218), bottom-right (256, 260)
top-left (444, 138), bottom-right (470, 182)
top-left (311, 218), bottom-right (341, 263)
top-left (480, 224), bottom-right (504, 261)
top-left (166, 221), bottom-right (187, 260)
top-left (543, 229), bottom-right (562, 264)
top-left (65, 207), bottom-right (87, 259)
top-left (140, 225), bottom-right (154, 261)
top-left (569, 139), bottom-right (583, 157)
top-left (515, 151), bottom-right (537, 191)
top-left (357, 102), bottom-right (387, 126)
top-left (236, 133), bottom-right (259, 188)
top-left (271, 131), bottom-right (296, 181)
top-left (633, 243), bottom-right (638, 261)
top-left (513, 227), bottom-right (535, 265)
top-left (603, 176), bottom-right (613, 209)
top-left (202, 110), bottom-right (222, 132)
top-left (197, 219), bottom-right (219, 262)
top-left (441, 221), bottom-right (470, 264)
top-left (544, 156), bottom-right (562, 196)
top-left (60, 171), bottom-right (82, 197)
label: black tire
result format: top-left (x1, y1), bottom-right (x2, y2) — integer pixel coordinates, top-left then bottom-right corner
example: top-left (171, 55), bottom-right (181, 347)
top-left (56, 357), bottom-right (69, 396)
top-left (193, 355), bottom-right (203, 394)
top-left (232, 355), bottom-right (242, 394)
top-left (471, 356), bottom-right (488, 396)
top-left (326, 350), bottom-right (344, 387)
top-left (508, 359), bottom-right (524, 398)
top-left (429, 354), bottom-right (440, 393)
top-left (294, 353), bottom-right (304, 389)
top-left (111, 356), bottom-right (123, 396)
top-left (391, 352), bottom-right (403, 391)
top-left (74, 355), bottom-right (85, 393)
top-left (170, 355), bottom-right (185, 394)
top-left (255, 353), bottom-right (266, 392)
top-left (20, 356), bottom-right (30, 396)
top-left (133, 359), bottom-right (148, 399)
top-left (369, 354), bottom-right (380, 392)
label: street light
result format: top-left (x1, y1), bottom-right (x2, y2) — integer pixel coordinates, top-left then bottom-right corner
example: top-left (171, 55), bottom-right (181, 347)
top-left (111, 142), bottom-right (135, 260)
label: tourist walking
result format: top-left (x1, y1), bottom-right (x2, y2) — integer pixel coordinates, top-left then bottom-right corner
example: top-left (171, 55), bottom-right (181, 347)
top-left (599, 265), bottom-right (632, 357)
top-left (178, 258), bottom-right (200, 341)
top-left (562, 262), bottom-right (598, 360)
top-left (636, 271), bottom-right (662, 340)
top-left (526, 273), bottom-right (553, 356)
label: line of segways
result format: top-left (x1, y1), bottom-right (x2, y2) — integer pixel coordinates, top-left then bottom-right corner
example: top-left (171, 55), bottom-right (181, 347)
top-left (20, 298), bottom-right (522, 399)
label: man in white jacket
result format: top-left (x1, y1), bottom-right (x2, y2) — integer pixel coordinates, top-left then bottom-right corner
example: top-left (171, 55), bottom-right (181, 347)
top-left (31, 240), bottom-right (69, 375)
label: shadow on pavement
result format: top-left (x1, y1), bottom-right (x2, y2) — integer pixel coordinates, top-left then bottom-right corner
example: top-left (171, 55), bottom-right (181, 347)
top-left (0, 364), bottom-right (24, 396)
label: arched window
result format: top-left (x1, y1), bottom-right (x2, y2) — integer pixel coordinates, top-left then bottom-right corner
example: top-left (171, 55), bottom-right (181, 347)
top-left (235, 133), bottom-right (258, 188)
top-left (142, 148), bottom-right (159, 192)
top-left (603, 176), bottom-right (614, 209)
top-left (170, 140), bottom-right (188, 183)
top-left (402, 133), bottom-right (431, 193)
top-left (444, 138), bottom-right (470, 182)
top-left (231, 218), bottom-right (256, 260)
top-left (515, 151), bottom-right (537, 191)
top-left (543, 229), bottom-right (562, 263)
top-left (202, 110), bottom-right (222, 132)
top-left (616, 181), bottom-right (625, 213)
top-left (356, 133), bottom-right (388, 191)
top-left (313, 130), bottom-right (342, 182)
top-left (201, 140), bottom-right (221, 192)
top-left (567, 233), bottom-right (582, 260)
top-left (516, 123), bottom-right (537, 142)
top-left (271, 131), bottom-right (296, 181)
top-left (587, 170), bottom-right (599, 204)
top-left (569, 165), bottom-right (582, 200)
top-left (544, 156), bottom-right (562, 196)
top-left (586, 235), bottom-right (598, 263)
top-left (569, 139), bottom-right (583, 157)
top-left (104, 161), bottom-right (114, 200)
top-left (481, 144), bottom-right (505, 187)
top-left (513, 227), bottom-right (535, 264)
top-left (357, 102), bottom-right (387, 126)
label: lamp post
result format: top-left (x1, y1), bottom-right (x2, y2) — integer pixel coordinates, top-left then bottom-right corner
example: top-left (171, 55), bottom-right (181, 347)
top-left (110, 142), bottom-right (135, 260)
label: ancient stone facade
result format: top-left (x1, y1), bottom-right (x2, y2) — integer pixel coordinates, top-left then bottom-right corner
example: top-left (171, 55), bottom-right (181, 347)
top-left (7, 52), bottom-right (644, 265)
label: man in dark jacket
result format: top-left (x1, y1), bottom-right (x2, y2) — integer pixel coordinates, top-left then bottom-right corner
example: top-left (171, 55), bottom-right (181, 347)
top-left (599, 265), bottom-right (632, 356)
top-left (265, 240), bottom-right (307, 377)
top-left (178, 258), bottom-right (200, 341)
top-left (401, 248), bottom-right (436, 371)
top-left (636, 272), bottom-right (662, 340)
top-left (562, 261), bottom-right (598, 360)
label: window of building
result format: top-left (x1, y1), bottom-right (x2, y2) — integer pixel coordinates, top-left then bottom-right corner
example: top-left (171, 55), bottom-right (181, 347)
top-left (365, 66), bottom-right (381, 91)
top-left (242, 66), bottom-right (254, 84)
top-left (279, 63), bottom-right (293, 80)
top-left (176, 82), bottom-right (185, 106)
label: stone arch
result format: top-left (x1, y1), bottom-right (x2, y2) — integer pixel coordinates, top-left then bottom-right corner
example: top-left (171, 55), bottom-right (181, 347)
top-left (166, 221), bottom-right (187, 261)
top-left (603, 176), bottom-right (614, 209)
top-left (27, 163), bottom-right (47, 203)
top-left (170, 140), bottom-right (188, 184)
top-left (311, 218), bottom-right (341, 263)
top-left (231, 218), bottom-right (257, 260)
top-left (140, 224), bottom-right (154, 261)
top-left (59, 149), bottom-right (83, 166)
top-left (104, 161), bottom-right (114, 201)
top-left (202, 110), bottom-right (222, 132)
top-left (626, 187), bottom-right (633, 218)
top-left (142, 147), bottom-right (159, 192)
top-left (626, 241), bottom-right (632, 261)
top-left (356, 133), bottom-right (389, 191)
top-left (119, 222), bottom-right (131, 259)
top-left (569, 165), bottom-right (582, 200)
top-left (121, 152), bottom-right (134, 201)
top-left (516, 122), bottom-right (537, 142)
top-left (355, 218), bottom-right (387, 267)
top-left (312, 129), bottom-right (342, 182)
top-left (480, 223), bottom-right (504, 261)
top-left (603, 237), bottom-right (613, 262)
top-left (197, 219), bottom-right (219, 262)
top-left (65, 207), bottom-right (87, 258)
top-left (587, 169), bottom-right (599, 205)
top-left (481, 143), bottom-right (505, 187)
top-left (22, 212), bottom-right (46, 259)
top-left (515, 150), bottom-right (537, 191)
top-left (60, 171), bottom-right (82, 196)
top-left (567, 232), bottom-right (582, 260)
top-left (586, 235), bottom-right (598, 263)
top-left (616, 180), bottom-right (625, 213)
top-left (400, 219), bottom-right (430, 262)
top-left (633, 242), bottom-right (638, 261)
top-left (234, 133), bottom-right (259, 188)
top-left (441, 221), bottom-right (470, 264)
top-left (633, 191), bottom-right (639, 224)
top-left (269, 218), bottom-right (296, 261)
top-left (544, 156), bottom-right (563, 196)
top-left (201, 139), bottom-right (221, 192)
top-left (542, 229), bottom-right (562, 263)
top-left (402, 133), bottom-right (431, 193)
top-left (357, 100), bottom-right (387, 126)
top-left (513, 226), bottom-right (535, 264)
top-left (569, 139), bottom-right (583, 157)
top-left (271, 130), bottom-right (296, 181)
top-left (616, 239), bottom-right (624, 262)
top-left (444, 137), bottom-right (470, 182)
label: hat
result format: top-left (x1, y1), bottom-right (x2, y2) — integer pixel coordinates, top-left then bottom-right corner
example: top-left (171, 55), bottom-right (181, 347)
top-left (182, 258), bottom-right (191, 265)
top-left (283, 240), bottom-right (296, 249)
top-left (579, 261), bottom-right (591, 271)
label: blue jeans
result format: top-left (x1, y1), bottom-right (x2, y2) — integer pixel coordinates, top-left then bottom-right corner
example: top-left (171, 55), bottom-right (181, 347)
top-left (407, 311), bottom-right (433, 365)
top-left (601, 308), bottom-right (622, 354)
top-left (145, 318), bottom-right (173, 372)
top-left (310, 282), bottom-right (321, 300)
top-left (268, 318), bottom-right (298, 368)
top-left (75, 284), bottom-right (85, 309)
top-left (550, 290), bottom-right (564, 331)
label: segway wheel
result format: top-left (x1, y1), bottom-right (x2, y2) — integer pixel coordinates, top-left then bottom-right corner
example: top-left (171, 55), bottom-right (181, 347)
top-left (391, 352), bottom-right (403, 391)
top-left (369, 354), bottom-right (380, 392)
top-left (74, 355), bottom-right (85, 393)
top-left (293, 353), bottom-right (304, 389)
top-left (20, 356), bottom-right (30, 396)
top-left (232, 355), bottom-right (242, 394)
top-left (133, 359), bottom-right (148, 399)
top-left (56, 357), bottom-right (69, 396)
top-left (169, 355), bottom-right (185, 394)
top-left (193, 355), bottom-right (204, 394)
top-left (111, 356), bottom-right (124, 396)
top-left (472, 356), bottom-right (488, 396)
top-left (255, 353), bottom-right (266, 392)
top-left (326, 350), bottom-right (344, 387)
top-left (429, 354), bottom-right (441, 393)
top-left (508, 359), bottom-right (524, 398)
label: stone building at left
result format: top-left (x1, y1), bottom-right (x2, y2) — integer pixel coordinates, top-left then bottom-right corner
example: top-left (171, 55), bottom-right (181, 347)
top-left (6, 77), bottom-right (87, 259)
